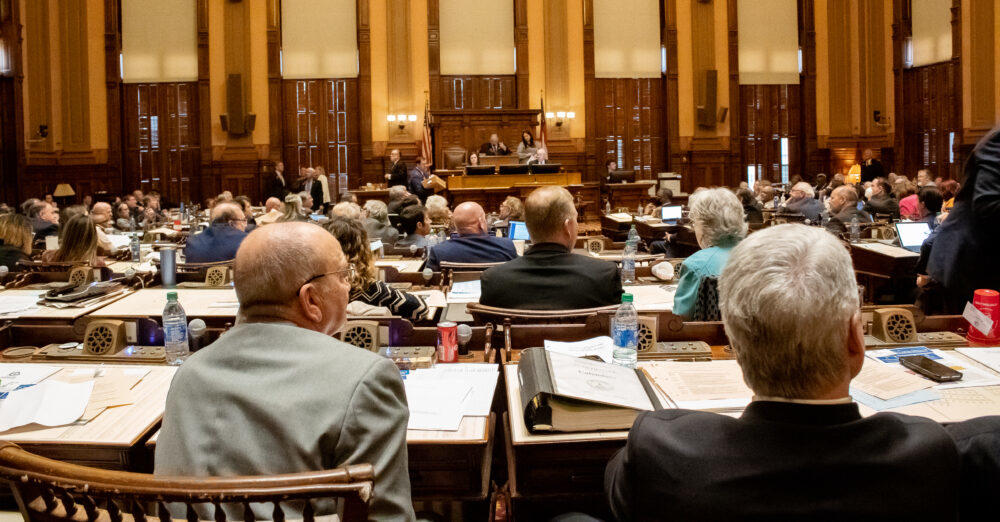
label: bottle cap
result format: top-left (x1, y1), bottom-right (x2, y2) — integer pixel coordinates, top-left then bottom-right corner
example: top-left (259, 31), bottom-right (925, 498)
top-left (621, 293), bottom-right (633, 303)
top-left (167, 291), bottom-right (178, 301)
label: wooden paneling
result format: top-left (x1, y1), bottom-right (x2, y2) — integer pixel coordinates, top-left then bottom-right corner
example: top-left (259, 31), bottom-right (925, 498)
top-left (437, 76), bottom-right (518, 110)
top-left (901, 63), bottom-right (959, 179)
top-left (738, 84), bottom-right (801, 183)
top-left (592, 78), bottom-right (666, 180)
top-left (122, 83), bottom-right (202, 205)
top-left (58, 0), bottom-right (91, 153)
top-left (281, 79), bottom-right (361, 192)
top-left (428, 109), bottom-right (539, 168)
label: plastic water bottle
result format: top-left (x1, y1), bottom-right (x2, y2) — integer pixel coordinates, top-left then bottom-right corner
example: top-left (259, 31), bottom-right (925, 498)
top-left (163, 291), bottom-right (190, 365)
top-left (129, 218), bottom-right (141, 261)
top-left (773, 195), bottom-right (780, 210)
top-left (622, 226), bottom-right (639, 285)
top-left (849, 215), bottom-right (860, 243)
top-left (611, 294), bottom-right (639, 368)
top-left (605, 200), bottom-right (612, 214)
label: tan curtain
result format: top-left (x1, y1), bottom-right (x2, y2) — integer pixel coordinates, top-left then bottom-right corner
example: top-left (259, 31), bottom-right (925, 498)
top-left (911, 0), bottom-right (952, 66)
top-left (593, 0), bottom-right (661, 78)
top-left (737, 0), bottom-right (799, 85)
top-left (121, 0), bottom-right (197, 83)
top-left (281, 0), bottom-right (359, 79)
top-left (439, 0), bottom-right (516, 75)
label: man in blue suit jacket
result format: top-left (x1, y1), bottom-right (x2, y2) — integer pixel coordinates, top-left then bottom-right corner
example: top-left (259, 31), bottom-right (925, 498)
top-left (184, 203), bottom-right (248, 264)
top-left (425, 202), bottom-right (517, 271)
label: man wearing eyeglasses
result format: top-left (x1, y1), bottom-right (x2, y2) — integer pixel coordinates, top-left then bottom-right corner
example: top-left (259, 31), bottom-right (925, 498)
top-left (156, 222), bottom-right (414, 521)
top-left (183, 202), bottom-right (249, 264)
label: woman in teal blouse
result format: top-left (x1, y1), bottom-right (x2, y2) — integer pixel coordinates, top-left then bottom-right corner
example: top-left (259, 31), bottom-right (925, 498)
top-left (672, 187), bottom-right (748, 318)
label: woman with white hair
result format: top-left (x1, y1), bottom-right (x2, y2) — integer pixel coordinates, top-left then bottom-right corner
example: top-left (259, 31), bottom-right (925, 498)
top-left (672, 187), bottom-right (748, 318)
top-left (425, 194), bottom-right (452, 231)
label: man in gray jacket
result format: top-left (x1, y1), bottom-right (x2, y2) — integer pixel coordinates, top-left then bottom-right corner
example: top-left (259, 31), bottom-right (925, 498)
top-left (155, 222), bottom-right (414, 521)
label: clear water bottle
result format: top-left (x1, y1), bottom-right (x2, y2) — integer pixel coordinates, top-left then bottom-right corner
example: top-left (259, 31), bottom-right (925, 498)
top-left (773, 195), bottom-right (780, 210)
top-left (129, 218), bottom-right (141, 262)
top-left (605, 200), bottom-right (612, 214)
top-left (611, 294), bottom-right (638, 368)
top-left (621, 226), bottom-right (639, 285)
top-left (849, 215), bottom-right (860, 243)
top-left (637, 204), bottom-right (643, 216)
top-left (163, 291), bottom-right (190, 365)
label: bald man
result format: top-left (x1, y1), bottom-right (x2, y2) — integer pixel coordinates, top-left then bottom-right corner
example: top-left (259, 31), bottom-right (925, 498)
top-left (823, 185), bottom-right (872, 235)
top-left (480, 186), bottom-right (623, 310)
top-left (424, 201), bottom-right (517, 271)
top-left (90, 202), bottom-right (116, 253)
top-left (183, 202), bottom-right (248, 263)
top-left (156, 223), bottom-right (414, 521)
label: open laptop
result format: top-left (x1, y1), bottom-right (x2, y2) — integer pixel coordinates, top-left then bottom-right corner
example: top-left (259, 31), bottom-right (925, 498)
top-left (895, 221), bottom-right (932, 253)
top-left (660, 205), bottom-right (683, 225)
top-left (508, 220), bottom-right (531, 241)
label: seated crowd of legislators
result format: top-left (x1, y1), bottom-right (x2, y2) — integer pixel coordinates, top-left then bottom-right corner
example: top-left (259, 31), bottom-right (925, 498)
top-left (1, 128), bottom-right (1000, 522)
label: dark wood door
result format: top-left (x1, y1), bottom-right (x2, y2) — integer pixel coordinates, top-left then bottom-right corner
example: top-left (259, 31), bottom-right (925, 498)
top-left (593, 78), bottom-right (666, 180)
top-left (901, 63), bottom-right (959, 180)
top-left (0, 77), bottom-right (16, 204)
top-left (738, 84), bottom-right (802, 185)
top-left (281, 79), bottom-right (360, 193)
top-left (122, 83), bottom-right (201, 205)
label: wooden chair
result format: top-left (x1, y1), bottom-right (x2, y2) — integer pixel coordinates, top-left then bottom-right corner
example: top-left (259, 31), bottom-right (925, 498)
top-left (0, 441), bottom-right (374, 522)
top-left (439, 261), bottom-right (505, 286)
top-left (465, 302), bottom-right (619, 326)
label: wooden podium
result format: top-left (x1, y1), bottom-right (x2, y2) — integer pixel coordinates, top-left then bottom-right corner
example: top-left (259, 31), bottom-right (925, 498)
top-left (430, 109), bottom-right (541, 168)
top-left (607, 181), bottom-right (656, 211)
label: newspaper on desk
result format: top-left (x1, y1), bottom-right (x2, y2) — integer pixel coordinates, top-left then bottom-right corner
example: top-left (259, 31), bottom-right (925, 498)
top-left (403, 363), bottom-right (498, 431)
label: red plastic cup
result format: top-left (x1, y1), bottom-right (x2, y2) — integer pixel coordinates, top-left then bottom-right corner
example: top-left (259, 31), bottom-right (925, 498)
top-left (967, 289), bottom-right (1000, 345)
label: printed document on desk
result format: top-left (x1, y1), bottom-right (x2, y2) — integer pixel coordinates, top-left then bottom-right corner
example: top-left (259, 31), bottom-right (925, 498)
top-left (446, 280), bottom-right (482, 303)
top-left (0, 380), bottom-right (95, 433)
top-left (404, 364), bottom-right (498, 417)
top-left (641, 360), bottom-right (753, 411)
top-left (867, 347), bottom-right (1000, 390)
top-left (852, 359), bottom-right (934, 400)
top-left (547, 351), bottom-right (655, 411)
top-left (544, 337), bottom-right (614, 364)
top-left (404, 380), bottom-right (469, 431)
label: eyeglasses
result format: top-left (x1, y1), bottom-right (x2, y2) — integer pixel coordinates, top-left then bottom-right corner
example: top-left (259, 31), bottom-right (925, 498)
top-left (297, 265), bottom-right (357, 294)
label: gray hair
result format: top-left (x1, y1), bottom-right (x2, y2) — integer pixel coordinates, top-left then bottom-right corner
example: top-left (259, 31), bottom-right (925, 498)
top-left (688, 187), bottom-right (747, 248)
top-left (330, 201), bottom-right (362, 221)
top-left (364, 199), bottom-right (389, 223)
top-left (719, 224), bottom-right (858, 398)
top-left (425, 195), bottom-right (449, 214)
top-left (388, 185), bottom-right (407, 201)
top-left (791, 181), bottom-right (815, 198)
top-left (234, 223), bottom-right (342, 308)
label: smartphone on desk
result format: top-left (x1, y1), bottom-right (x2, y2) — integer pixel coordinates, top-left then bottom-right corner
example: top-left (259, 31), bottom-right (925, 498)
top-left (899, 355), bottom-right (963, 383)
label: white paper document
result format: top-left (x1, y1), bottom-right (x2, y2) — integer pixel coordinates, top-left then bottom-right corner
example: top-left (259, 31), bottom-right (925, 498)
top-left (853, 360), bottom-right (935, 400)
top-left (411, 290), bottom-right (447, 308)
top-left (404, 363), bottom-right (498, 417)
top-left (544, 337), bottom-right (615, 364)
top-left (547, 351), bottom-right (654, 411)
top-left (641, 360), bottom-right (754, 411)
top-left (956, 348), bottom-right (1000, 374)
top-left (0, 364), bottom-right (60, 391)
top-left (868, 347), bottom-right (1000, 390)
top-left (0, 380), bottom-right (95, 432)
top-left (404, 380), bottom-right (468, 431)
top-left (446, 280), bottom-right (482, 303)
top-left (0, 295), bottom-right (42, 318)
top-left (627, 285), bottom-right (677, 312)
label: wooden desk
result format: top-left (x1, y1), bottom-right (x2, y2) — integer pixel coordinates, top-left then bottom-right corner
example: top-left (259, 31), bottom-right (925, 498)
top-left (446, 171), bottom-right (581, 190)
top-left (89, 288), bottom-right (240, 320)
top-left (607, 181), bottom-right (656, 211)
top-left (849, 241), bottom-right (919, 304)
top-left (479, 156), bottom-right (518, 167)
top-left (0, 363), bottom-right (175, 470)
top-left (0, 289), bottom-right (132, 321)
top-left (0, 288), bottom-right (134, 347)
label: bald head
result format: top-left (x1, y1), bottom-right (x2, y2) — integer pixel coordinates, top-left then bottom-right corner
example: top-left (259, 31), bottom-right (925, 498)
top-left (265, 197), bottom-right (281, 212)
top-left (453, 202), bottom-right (487, 235)
top-left (829, 185), bottom-right (859, 214)
top-left (234, 223), bottom-right (350, 334)
top-left (91, 202), bottom-right (112, 225)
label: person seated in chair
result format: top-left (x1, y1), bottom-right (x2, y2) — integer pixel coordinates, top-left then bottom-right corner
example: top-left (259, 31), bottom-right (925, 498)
top-left (394, 204), bottom-right (431, 250)
top-left (863, 177), bottom-right (899, 220)
top-left (0, 213), bottom-right (33, 271)
top-left (823, 185), bottom-right (872, 235)
top-left (606, 223), bottom-right (1000, 521)
top-left (28, 201), bottom-right (59, 244)
top-left (478, 133), bottom-right (510, 156)
top-left (672, 188), bottom-right (746, 319)
top-left (480, 186), bottom-right (622, 310)
top-left (183, 203), bottom-right (248, 263)
top-left (156, 223), bottom-right (414, 521)
top-left (425, 202), bottom-right (517, 272)
top-left (780, 182), bottom-right (824, 222)
top-left (363, 200), bottom-right (400, 245)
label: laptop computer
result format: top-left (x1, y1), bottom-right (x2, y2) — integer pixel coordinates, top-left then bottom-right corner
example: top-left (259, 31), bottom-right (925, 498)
top-left (660, 205), bottom-right (683, 224)
top-left (895, 221), bottom-right (932, 253)
top-left (508, 220), bottom-right (531, 241)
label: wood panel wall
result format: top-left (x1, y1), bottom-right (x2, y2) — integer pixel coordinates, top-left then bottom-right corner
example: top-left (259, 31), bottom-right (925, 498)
top-left (738, 84), bottom-right (801, 183)
top-left (901, 63), bottom-right (960, 179)
top-left (437, 76), bottom-right (518, 110)
top-left (592, 79), bottom-right (666, 179)
top-left (281, 79), bottom-right (361, 193)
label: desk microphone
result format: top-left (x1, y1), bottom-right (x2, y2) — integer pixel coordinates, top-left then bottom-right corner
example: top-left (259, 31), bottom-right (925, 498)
top-left (0, 265), bottom-right (8, 277)
top-left (422, 268), bottom-right (434, 285)
top-left (188, 318), bottom-right (207, 351)
top-left (457, 324), bottom-right (472, 356)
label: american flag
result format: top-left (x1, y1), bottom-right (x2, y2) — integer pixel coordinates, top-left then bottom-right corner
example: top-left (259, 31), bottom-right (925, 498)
top-left (420, 99), bottom-right (433, 166)
top-left (538, 96), bottom-right (548, 152)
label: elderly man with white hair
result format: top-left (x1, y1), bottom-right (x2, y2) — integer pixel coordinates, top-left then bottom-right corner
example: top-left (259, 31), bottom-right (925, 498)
top-left (781, 181), bottom-right (824, 222)
top-left (606, 224), bottom-right (1000, 521)
top-left (363, 199), bottom-right (399, 244)
top-left (671, 187), bottom-right (747, 318)
top-left (156, 223), bottom-right (414, 521)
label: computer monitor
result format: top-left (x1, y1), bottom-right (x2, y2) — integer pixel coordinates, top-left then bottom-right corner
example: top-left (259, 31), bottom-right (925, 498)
top-left (609, 170), bottom-right (636, 184)
top-left (660, 205), bottom-right (683, 223)
top-left (465, 165), bottom-right (496, 176)
top-left (499, 164), bottom-right (531, 175)
top-left (530, 163), bottom-right (562, 174)
top-left (895, 222), bottom-right (932, 252)
top-left (508, 220), bottom-right (531, 241)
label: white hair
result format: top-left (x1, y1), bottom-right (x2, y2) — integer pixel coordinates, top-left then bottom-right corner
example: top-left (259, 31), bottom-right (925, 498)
top-left (425, 195), bottom-right (449, 214)
top-left (388, 185), bottom-right (407, 200)
top-left (364, 199), bottom-right (388, 222)
top-left (719, 224), bottom-right (858, 398)
top-left (688, 187), bottom-right (748, 248)
top-left (330, 202), bottom-right (362, 221)
top-left (792, 181), bottom-right (815, 198)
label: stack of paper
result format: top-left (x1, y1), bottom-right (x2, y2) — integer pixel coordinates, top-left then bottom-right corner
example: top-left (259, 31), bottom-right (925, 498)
top-left (0, 380), bottom-right (95, 433)
top-left (641, 360), bottom-right (754, 412)
top-left (867, 347), bottom-right (1000, 390)
top-left (850, 359), bottom-right (939, 410)
top-left (57, 367), bottom-right (150, 421)
top-left (627, 284), bottom-right (677, 312)
top-left (544, 337), bottom-right (615, 364)
top-left (403, 364), bottom-right (499, 431)
top-left (446, 280), bottom-right (482, 303)
top-left (410, 289), bottom-right (447, 308)
top-left (955, 347), bottom-right (1000, 374)
top-left (0, 295), bottom-right (42, 318)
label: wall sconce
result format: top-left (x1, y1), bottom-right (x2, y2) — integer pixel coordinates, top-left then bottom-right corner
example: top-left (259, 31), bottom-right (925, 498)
top-left (387, 114), bottom-right (418, 131)
top-left (545, 111), bottom-right (576, 127)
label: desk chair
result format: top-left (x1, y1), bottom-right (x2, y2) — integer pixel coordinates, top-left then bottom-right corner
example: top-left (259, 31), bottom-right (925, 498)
top-left (439, 261), bottom-right (504, 287)
top-left (383, 245), bottom-right (426, 258)
top-left (465, 303), bottom-right (619, 326)
top-left (691, 276), bottom-right (721, 322)
top-left (0, 441), bottom-right (374, 522)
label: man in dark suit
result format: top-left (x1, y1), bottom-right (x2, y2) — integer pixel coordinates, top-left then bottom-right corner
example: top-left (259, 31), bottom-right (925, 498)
top-left (296, 167), bottom-right (323, 212)
top-left (384, 149), bottom-right (408, 188)
top-left (860, 148), bottom-right (885, 183)
top-left (265, 161), bottom-right (289, 200)
top-left (605, 224), bottom-right (1000, 522)
top-left (28, 201), bottom-right (59, 244)
top-left (183, 203), bottom-right (248, 263)
top-left (478, 133), bottom-right (510, 156)
top-left (928, 126), bottom-right (1000, 314)
top-left (480, 186), bottom-right (622, 310)
top-left (408, 157), bottom-right (433, 202)
top-left (823, 185), bottom-right (872, 234)
top-left (425, 202), bottom-right (517, 271)
top-left (863, 177), bottom-right (899, 219)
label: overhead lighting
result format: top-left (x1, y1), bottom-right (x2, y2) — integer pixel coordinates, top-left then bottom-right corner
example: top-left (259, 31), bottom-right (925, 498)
top-left (396, 114), bottom-right (407, 122)
top-left (386, 115), bottom-right (396, 122)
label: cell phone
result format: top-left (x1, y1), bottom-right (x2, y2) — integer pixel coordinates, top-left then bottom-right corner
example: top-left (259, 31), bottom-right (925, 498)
top-left (899, 355), bottom-right (963, 383)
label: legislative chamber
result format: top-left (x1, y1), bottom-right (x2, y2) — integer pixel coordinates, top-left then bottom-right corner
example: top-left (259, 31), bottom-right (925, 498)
top-left (0, 0), bottom-right (999, 521)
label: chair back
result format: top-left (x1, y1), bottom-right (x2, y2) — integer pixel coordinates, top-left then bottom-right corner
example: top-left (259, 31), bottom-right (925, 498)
top-left (0, 441), bottom-right (373, 522)
top-left (465, 302), bottom-right (619, 326)
top-left (691, 276), bottom-right (721, 322)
